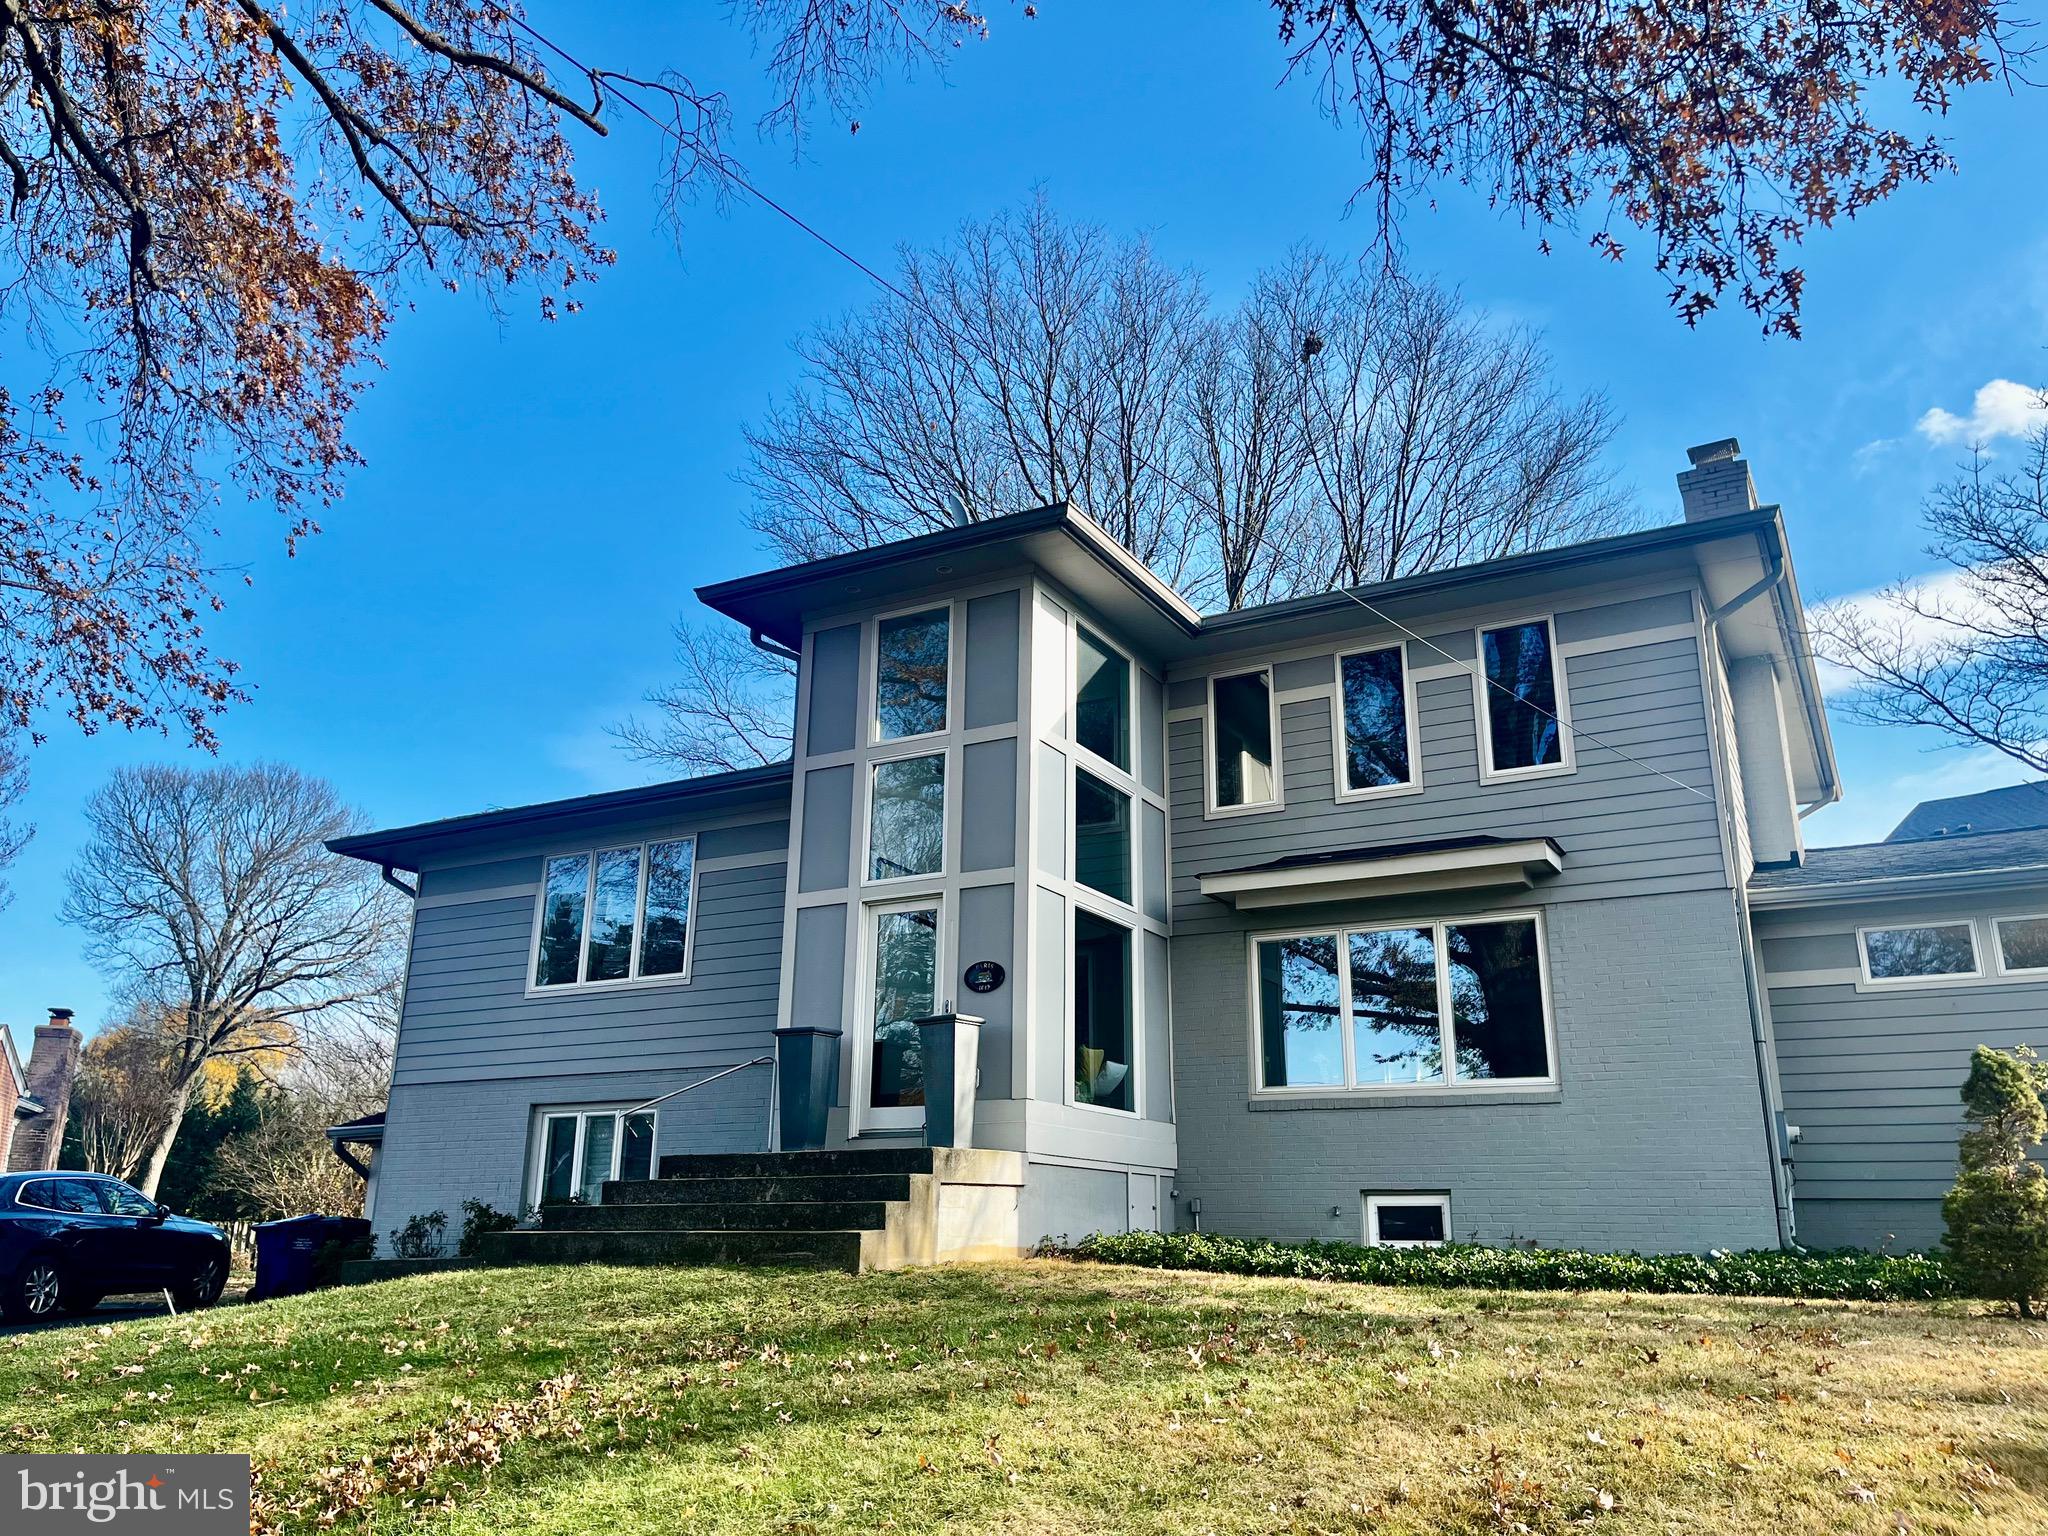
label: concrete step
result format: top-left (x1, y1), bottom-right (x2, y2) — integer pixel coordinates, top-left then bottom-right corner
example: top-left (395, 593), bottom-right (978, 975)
top-left (544, 1199), bottom-right (892, 1233)
top-left (656, 1148), bottom-right (935, 1180)
top-left (477, 1227), bottom-right (866, 1273)
top-left (603, 1173), bottom-right (914, 1205)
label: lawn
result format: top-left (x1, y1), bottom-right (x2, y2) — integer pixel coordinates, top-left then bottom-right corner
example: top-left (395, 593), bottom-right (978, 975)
top-left (1, 1261), bottom-right (2044, 1535)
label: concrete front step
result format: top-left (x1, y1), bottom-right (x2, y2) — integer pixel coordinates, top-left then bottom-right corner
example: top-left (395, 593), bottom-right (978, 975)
top-left (657, 1147), bottom-right (936, 1180)
top-left (604, 1173), bottom-right (914, 1205)
top-left (478, 1226), bottom-right (867, 1273)
top-left (544, 1199), bottom-right (892, 1233)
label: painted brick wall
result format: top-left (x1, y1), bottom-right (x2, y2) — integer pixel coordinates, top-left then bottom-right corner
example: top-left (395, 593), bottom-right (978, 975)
top-left (1168, 887), bottom-right (1783, 1253)
top-left (371, 1064), bottom-right (772, 1255)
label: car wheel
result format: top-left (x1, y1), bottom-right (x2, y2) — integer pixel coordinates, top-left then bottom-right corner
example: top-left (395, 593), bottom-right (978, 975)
top-left (174, 1254), bottom-right (227, 1311)
top-left (2, 1258), bottom-right (67, 1324)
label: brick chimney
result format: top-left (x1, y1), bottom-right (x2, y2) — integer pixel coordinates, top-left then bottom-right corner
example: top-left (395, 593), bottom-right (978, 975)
top-left (1678, 437), bottom-right (1759, 522)
top-left (6, 1008), bottom-right (82, 1173)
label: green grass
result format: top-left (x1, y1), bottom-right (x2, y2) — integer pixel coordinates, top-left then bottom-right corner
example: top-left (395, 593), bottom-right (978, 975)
top-left (2, 1260), bottom-right (2044, 1534)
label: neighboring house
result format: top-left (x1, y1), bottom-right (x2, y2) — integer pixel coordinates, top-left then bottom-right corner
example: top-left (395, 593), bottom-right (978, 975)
top-left (1, 1029), bottom-right (43, 1169)
top-left (331, 438), bottom-right (2047, 1258)
top-left (4, 1010), bottom-right (81, 1174)
top-left (1887, 781), bottom-right (2048, 843)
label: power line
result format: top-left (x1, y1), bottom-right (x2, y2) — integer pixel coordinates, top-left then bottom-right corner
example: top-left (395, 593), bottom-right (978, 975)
top-left (473, 1), bottom-right (1719, 808)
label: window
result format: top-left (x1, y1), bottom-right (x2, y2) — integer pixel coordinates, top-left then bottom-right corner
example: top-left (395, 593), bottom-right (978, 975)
top-left (868, 753), bottom-right (946, 881)
top-left (1074, 767), bottom-right (1132, 904)
top-left (15, 1178), bottom-right (103, 1213)
top-left (1254, 914), bottom-right (1553, 1092)
top-left (1995, 915), bottom-right (2048, 975)
top-left (1478, 619), bottom-right (1568, 776)
top-left (1336, 645), bottom-right (1415, 794)
top-left (868, 902), bottom-right (940, 1110)
top-left (1210, 667), bottom-right (1277, 811)
top-left (1860, 922), bottom-right (1980, 983)
top-left (1366, 1194), bottom-right (1450, 1247)
top-left (876, 607), bottom-right (950, 740)
top-left (531, 839), bottom-right (698, 989)
top-left (535, 1108), bottom-right (656, 1205)
top-left (1075, 626), bottom-right (1130, 769)
top-left (1074, 910), bottom-right (1134, 1111)
top-left (100, 1181), bottom-right (159, 1217)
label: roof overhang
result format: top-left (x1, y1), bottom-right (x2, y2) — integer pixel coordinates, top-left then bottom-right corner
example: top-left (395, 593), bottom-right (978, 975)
top-left (14, 1095), bottom-right (42, 1120)
top-left (696, 503), bottom-right (1202, 657)
top-left (1748, 861), bottom-right (2048, 910)
top-left (1199, 836), bottom-right (1565, 911)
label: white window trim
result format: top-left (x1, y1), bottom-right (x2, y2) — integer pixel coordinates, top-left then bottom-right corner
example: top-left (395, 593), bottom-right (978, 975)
top-left (1331, 640), bottom-right (1425, 803)
top-left (1204, 664), bottom-right (1284, 818)
top-left (851, 893), bottom-right (949, 1135)
top-left (1473, 615), bottom-right (1576, 784)
top-left (1071, 620), bottom-right (1137, 780)
top-left (1246, 909), bottom-right (1559, 1098)
top-left (525, 837), bottom-right (701, 997)
top-left (1365, 1193), bottom-right (1451, 1248)
top-left (861, 747), bottom-right (950, 888)
top-left (1992, 913), bottom-right (2048, 978)
top-left (1855, 920), bottom-right (1985, 988)
top-left (530, 1106), bottom-right (659, 1209)
top-left (1066, 890), bottom-right (1142, 1118)
top-left (869, 599), bottom-right (956, 748)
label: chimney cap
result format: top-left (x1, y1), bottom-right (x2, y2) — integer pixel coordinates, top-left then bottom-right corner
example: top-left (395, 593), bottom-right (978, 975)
top-left (1686, 438), bottom-right (1743, 467)
top-left (45, 1008), bottom-right (74, 1023)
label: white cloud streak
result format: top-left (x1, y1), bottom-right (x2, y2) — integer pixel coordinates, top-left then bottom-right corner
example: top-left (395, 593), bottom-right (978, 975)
top-left (1916, 379), bottom-right (2045, 445)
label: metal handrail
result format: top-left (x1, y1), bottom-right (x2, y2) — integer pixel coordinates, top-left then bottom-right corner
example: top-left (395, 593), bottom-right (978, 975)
top-left (623, 1056), bottom-right (775, 1120)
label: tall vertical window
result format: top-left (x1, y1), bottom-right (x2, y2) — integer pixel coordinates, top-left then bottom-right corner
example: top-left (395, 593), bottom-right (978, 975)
top-left (1445, 919), bottom-right (1550, 1080)
top-left (869, 903), bottom-right (940, 1109)
top-left (1211, 668), bottom-right (1277, 810)
top-left (1073, 768), bottom-right (1132, 904)
top-left (1337, 645), bottom-right (1415, 793)
top-left (1075, 626), bottom-right (1130, 769)
top-left (1255, 935), bottom-right (1344, 1088)
top-left (535, 1108), bottom-right (656, 1205)
top-left (1478, 619), bottom-right (1567, 775)
top-left (1074, 911), bottom-right (1134, 1111)
top-left (533, 839), bottom-right (698, 989)
top-left (869, 753), bottom-right (946, 880)
top-left (876, 607), bottom-right (950, 740)
top-left (1347, 927), bottom-right (1442, 1084)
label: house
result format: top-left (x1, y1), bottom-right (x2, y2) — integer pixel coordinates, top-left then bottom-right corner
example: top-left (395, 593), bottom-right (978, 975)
top-left (1887, 780), bottom-right (2048, 842)
top-left (330, 439), bottom-right (2048, 1261)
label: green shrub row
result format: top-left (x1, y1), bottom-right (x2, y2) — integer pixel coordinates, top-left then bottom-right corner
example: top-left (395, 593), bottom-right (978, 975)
top-left (1063, 1229), bottom-right (1954, 1302)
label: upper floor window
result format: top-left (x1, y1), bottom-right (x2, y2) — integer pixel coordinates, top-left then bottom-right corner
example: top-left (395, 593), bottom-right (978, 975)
top-left (1075, 625), bottom-right (1130, 770)
top-left (1995, 915), bottom-right (2048, 975)
top-left (1859, 922), bottom-right (1980, 984)
top-left (876, 607), bottom-right (950, 740)
top-left (1254, 914), bottom-right (1554, 1092)
top-left (1478, 618), bottom-right (1570, 777)
top-left (868, 753), bottom-right (946, 881)
top-left (1210, 666), bottom-right (1277, 812)
top-left (1336, 644), bottom-right (1416, 795)
top-left (1074, 767), bottom-right (1132, 904)
top-left (534, 838), bottom-right (697, 989)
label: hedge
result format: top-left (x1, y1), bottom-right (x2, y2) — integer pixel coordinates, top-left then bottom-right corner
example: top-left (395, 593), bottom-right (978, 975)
top-left (1062, 1229), bottom-right (1954, 1303)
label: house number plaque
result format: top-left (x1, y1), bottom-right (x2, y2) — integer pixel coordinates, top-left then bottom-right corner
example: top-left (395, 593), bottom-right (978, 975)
top-left (963, 960), bottom-right (1005, 994)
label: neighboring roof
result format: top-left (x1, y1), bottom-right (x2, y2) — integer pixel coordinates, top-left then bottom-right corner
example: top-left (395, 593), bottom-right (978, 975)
top-left (326, 1110), bottom-right (386, 1144)
top-left (1198, 835), bottom-right (1565, 911)
top-left (1, 1029), bottom-right (26, 1101)
top-left (1748, 825), bottom-right (2048, 907)
top-left (1887, 781), bottom-right (2048, 843)
top-left (328, 762), bottom-right (793, 874)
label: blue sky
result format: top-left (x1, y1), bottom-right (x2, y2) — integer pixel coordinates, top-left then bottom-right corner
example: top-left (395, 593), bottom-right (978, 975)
top-left (5, 3), bottom-right (2044, 1056)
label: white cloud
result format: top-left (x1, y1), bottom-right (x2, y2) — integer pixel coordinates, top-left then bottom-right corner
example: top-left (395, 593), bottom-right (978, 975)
top-left (1811, 567), bottom-right (1982, 698)
top-left (1804, 749), bottom-right (2036, 849)
top-left (1916, 378), bottom-right (2046, 445)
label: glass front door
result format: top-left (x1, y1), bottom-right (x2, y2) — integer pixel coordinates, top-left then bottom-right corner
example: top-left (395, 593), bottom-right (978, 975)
top-left (864, 900), bottom-right (941, 1126)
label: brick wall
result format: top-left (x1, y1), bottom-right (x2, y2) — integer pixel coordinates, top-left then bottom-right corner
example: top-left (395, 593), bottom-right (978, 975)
top-left (1168, 887), bottom-right (1783, 1253)
top-left (0, 1035), bottom-right (20, 1169)
top-left (6, 1013), bottom-right (81, 1174)
top-left (371, 1064), bottom-right (774, 1255)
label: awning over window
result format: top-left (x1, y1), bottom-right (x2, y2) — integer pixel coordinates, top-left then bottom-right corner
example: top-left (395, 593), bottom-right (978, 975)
top-left (1198, 835), bottom-right (1565, 911)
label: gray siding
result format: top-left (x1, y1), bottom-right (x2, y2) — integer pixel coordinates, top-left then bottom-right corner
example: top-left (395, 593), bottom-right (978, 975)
top-left (1170, 888), bottom-right (1780, 1251)
top-left (1757, 892), bottom-right (2048, 1250)
top-left (1170, 633), bottom-right (1727, 936)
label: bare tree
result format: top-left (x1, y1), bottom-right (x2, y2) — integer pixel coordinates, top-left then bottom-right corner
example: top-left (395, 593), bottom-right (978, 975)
top-left (64, 1017), bottom-right (184, 1184)
top-left (0, 736), bottom-right (26, 906)
top-left (216, 1017), bottom-right (396, 1218)
top-left (61, 763), bottom-right (402, 1197)
top-left (612, 624), bottom-right (798, 775)
top-left (1815, 415), bottom-right (2048, 775)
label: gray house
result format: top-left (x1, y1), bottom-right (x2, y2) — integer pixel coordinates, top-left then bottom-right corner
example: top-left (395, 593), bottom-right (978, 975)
top-left (331, 438), bottom-right (2048, 1262)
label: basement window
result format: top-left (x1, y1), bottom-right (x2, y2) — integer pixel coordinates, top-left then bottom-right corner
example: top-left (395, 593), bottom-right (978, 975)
top-left (534, 1108), bottom-right (657, 1206)
top-left (1365, 1194), bottom-right (1450, 1247)
top-left (1858, 923), bottom-right (1980, 984)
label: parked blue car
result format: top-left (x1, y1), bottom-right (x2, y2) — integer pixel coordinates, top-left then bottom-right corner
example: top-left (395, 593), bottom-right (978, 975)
top-left (0, 1171), bottom-right (231, 1322)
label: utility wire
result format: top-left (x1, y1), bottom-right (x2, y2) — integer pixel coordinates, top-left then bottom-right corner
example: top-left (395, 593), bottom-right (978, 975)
top-left (475, 1), bottom-right (1721, 809)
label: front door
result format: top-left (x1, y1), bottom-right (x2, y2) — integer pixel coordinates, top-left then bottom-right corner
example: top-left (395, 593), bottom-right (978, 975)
top-left (858, 898), bottom-right (942, 1132)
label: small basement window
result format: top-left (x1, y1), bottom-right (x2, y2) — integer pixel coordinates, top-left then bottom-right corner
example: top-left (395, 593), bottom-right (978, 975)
top-left (1366, 1194), bottom-right (1450, 1247)
top-left (1858, 922), bottom-right (1980, 984)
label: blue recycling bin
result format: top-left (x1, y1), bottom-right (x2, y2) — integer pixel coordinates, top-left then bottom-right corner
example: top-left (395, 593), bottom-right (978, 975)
top-left (248, 1214), bottom-right (373, 1301)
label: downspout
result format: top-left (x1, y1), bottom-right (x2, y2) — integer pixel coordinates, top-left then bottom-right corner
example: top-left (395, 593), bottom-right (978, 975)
top-left (1705, 547), bottom-right (1797, 1248)
top-left (750, 628), bottom-right (802, 664)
